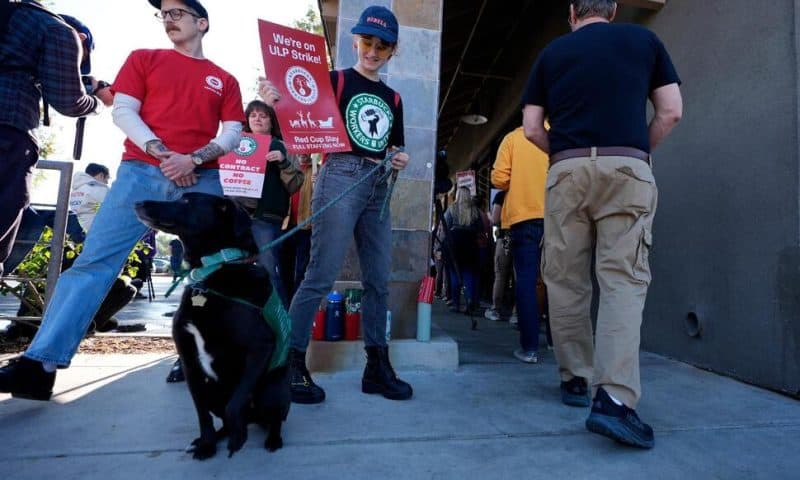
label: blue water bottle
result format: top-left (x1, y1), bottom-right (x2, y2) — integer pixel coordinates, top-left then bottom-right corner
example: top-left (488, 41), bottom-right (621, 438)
top-left (324, 291), bottom-right (345, 341)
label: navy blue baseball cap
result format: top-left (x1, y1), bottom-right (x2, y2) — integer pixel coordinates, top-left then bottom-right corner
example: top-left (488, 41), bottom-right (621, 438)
top-left (351, 6), bottom-right (398, 44)
top-left (60, 14), bottom-right (93, 75)
top-left (148, 0), bottom-right (209, 31)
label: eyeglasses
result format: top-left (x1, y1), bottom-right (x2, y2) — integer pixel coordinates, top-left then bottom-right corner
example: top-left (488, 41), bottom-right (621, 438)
top-left (357, 35), bottom-right (394, 58)
top-left (154, 8), bottom-right (200, 22)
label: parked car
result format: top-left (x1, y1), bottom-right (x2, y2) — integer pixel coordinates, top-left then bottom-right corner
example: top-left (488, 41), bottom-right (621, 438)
top-left (152, 258), bottom-right (171, 274)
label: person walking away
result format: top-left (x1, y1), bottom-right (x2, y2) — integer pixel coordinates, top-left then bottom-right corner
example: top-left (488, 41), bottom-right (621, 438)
top-left (473, 193), bottom-right (492, 312)
top-left (443, 187), bottom-right (482, 315)
top-left (491, 125), bottom-right (549, 364)
top-left (484, 190), bottom-right (515, 322)
top-left (522, 0), bottom-right (682, 448)
top-left (0, 0), bottom-right (244, 401)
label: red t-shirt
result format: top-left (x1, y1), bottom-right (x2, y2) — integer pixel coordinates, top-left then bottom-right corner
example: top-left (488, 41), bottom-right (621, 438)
top-left (112, 49), bottom-right (244, 168)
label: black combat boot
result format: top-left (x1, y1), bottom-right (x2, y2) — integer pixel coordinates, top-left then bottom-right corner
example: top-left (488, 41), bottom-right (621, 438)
top-left (361, 346), bottom-right (413, 400)
top-left (288, 348), bottom-right (325, 404)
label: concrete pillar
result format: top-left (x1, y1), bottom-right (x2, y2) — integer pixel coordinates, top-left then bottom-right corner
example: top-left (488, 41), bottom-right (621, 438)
top-left (329, 0), bottom-right (443, 339)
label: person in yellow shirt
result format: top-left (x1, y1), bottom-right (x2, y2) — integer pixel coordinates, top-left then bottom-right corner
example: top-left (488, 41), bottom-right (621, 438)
top-left (491, 125), bottom-right (548, 363)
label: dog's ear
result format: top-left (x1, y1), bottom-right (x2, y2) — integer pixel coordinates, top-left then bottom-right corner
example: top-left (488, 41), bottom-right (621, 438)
top-left (231, 203), bottom-right (259, 255)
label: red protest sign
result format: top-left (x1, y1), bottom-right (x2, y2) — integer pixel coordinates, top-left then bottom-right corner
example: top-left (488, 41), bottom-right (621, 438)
top-left (258, 20), bottom-right (351, 154)
top-left (217, 133), bottom-right (270, 198)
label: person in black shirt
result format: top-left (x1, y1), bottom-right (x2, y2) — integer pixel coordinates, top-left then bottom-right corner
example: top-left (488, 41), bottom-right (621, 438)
top-left (259, 5), bottom-right (411, 405)
top-left (522, 0), bottom-right (682, 449)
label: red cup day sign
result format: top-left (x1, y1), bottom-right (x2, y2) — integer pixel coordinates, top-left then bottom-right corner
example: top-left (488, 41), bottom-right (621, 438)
top-left (217, 132), bottom-right (270, 198)
top-left (258, 20), bottom-right (351, 154)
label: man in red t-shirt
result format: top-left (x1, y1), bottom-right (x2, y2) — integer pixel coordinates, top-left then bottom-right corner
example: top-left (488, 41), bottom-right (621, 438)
top-left (0, 0), bottom-right (245, 401)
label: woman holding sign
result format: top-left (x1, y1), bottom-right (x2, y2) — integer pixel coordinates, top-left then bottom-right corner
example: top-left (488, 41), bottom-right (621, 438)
top-left (260, 5), bottom-right (411, 405)
top-left (240, 100), bottom-right (304, 309)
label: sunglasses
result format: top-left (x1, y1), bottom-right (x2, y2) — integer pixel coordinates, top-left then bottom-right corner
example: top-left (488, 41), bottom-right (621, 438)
top-left (357, 35), bottom-right (395, 58)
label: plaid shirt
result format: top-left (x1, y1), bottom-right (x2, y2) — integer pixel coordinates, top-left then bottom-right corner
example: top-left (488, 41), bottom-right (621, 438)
top-left (0, 3), bottom-right (98, 139)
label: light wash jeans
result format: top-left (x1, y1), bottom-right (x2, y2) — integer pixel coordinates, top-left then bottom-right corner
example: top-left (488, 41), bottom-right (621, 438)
top-left (25, 161), bottom-right (223, 366)
top-left (288, 154), bottom-right (392, 350)
top-left (251, 218), bottom-right (289, 309)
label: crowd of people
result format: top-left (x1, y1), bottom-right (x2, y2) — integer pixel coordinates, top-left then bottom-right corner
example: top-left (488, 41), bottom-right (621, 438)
top-left (0, 0), bottom-right (681, 450)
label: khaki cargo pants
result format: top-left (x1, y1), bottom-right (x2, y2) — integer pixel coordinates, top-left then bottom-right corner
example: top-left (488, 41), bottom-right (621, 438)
top-left (542, 150), bottom-right (657, 408)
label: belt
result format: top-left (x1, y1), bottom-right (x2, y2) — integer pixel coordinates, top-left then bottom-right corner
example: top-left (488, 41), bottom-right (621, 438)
top-left (549, 146), bottom-right (650, 166)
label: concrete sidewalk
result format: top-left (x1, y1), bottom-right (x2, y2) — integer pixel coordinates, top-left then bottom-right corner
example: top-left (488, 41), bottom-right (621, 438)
top-left (1, 300), bottom-right (799, 479)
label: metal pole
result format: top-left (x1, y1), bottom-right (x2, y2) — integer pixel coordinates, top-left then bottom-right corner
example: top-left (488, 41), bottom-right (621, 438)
top-left (38, 160), bottom-right (73, 309)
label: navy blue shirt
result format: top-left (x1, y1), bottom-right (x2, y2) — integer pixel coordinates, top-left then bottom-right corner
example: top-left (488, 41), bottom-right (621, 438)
top-left (522, 22), bottom-right (680, 154)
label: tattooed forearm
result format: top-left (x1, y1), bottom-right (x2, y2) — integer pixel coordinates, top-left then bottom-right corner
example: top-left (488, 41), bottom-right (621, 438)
top-left (192, 143), bottom-right (226, 163)
top-left (145, 139), bottom-right (168, 156)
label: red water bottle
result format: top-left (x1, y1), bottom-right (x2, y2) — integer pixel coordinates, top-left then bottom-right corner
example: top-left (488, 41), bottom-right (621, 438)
top-left (312, 305), bottom-right (325, 341)
top-left (344, 288), bottom-right (363, 340)
top-left (345, 311), bottom-right (360, 340)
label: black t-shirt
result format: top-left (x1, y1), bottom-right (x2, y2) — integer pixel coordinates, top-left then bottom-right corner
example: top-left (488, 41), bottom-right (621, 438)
top-left (522, 22), bottom-right (681, 154)
top-left (331, 68), bottom-right (404, 159)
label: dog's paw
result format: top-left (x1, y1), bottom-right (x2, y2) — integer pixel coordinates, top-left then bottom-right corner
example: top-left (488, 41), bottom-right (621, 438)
top-left (187, 437), bottom-right (217, 460)
top-left (226, 428), bottom-right (248, 457)
top-left (264, 433), bottom-right (283, 452)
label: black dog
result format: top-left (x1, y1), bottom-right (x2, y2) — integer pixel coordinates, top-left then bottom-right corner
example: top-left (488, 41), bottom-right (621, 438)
top-left (134, 193), bottom-right (290, 459)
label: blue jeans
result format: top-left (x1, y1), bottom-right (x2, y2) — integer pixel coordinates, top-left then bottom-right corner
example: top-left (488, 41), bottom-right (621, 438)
top-left (447, 265), bottom-right (476, 310)
top-left (252, 218), bottom-right (289, 309)
top-left (510, 219), bottom-right (544, 352)
top-left (25, 161), bottom-right (223, 366)
top-left (289, 154), bottom-right (391, 350)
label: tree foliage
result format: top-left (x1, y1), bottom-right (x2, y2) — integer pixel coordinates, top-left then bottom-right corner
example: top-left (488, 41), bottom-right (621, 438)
top-left (0, 227), bottom-right (148, 315)
top-left (292, 6), bottom-right (331, 68)
top-left (293, 6), bottom-right (323, 35)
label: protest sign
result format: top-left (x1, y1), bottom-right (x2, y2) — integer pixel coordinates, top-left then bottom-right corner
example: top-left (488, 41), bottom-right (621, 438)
top-left (258, 20), bottom-right (351, 154)
top-left (456, 170), bottom-right (476, 196)
top-left (218, 133), bottom-right (270, 198)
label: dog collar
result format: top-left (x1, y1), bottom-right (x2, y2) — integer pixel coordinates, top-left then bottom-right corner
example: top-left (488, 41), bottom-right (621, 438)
top-left (164, 248), bottom-right (254, 298)
top-left (188, 248), bottom-right (252, 284)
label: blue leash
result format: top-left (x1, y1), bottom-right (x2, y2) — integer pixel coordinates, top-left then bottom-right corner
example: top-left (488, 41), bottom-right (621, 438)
top-left (263, 148), bottom-right (403, 252)
top-left (165, 149), bottom-right (403, 297)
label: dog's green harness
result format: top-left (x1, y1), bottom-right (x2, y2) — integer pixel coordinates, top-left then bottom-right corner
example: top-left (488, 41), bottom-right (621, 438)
top-left (175, 248), bottom-right (291, 371)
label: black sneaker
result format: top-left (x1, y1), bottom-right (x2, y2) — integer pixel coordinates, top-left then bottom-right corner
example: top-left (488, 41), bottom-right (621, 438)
top-left (560, 376), bottom-right (590, 407)
top-left (165, 359), bottom-right (185, 383)
top-left (288, 348), bottom-right (325, 404)
top-left (0, 356), bottom-right (56, 401)
top-left (585, 387), bottom-right (654, 449)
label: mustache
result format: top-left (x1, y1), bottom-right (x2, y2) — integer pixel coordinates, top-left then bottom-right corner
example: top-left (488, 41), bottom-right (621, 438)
top-left (166, 25), bottom-right (180, 32)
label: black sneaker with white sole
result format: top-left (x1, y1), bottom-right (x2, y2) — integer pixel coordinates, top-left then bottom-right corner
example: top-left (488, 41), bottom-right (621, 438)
top-left (585, 387), bottom-right (654, 449)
